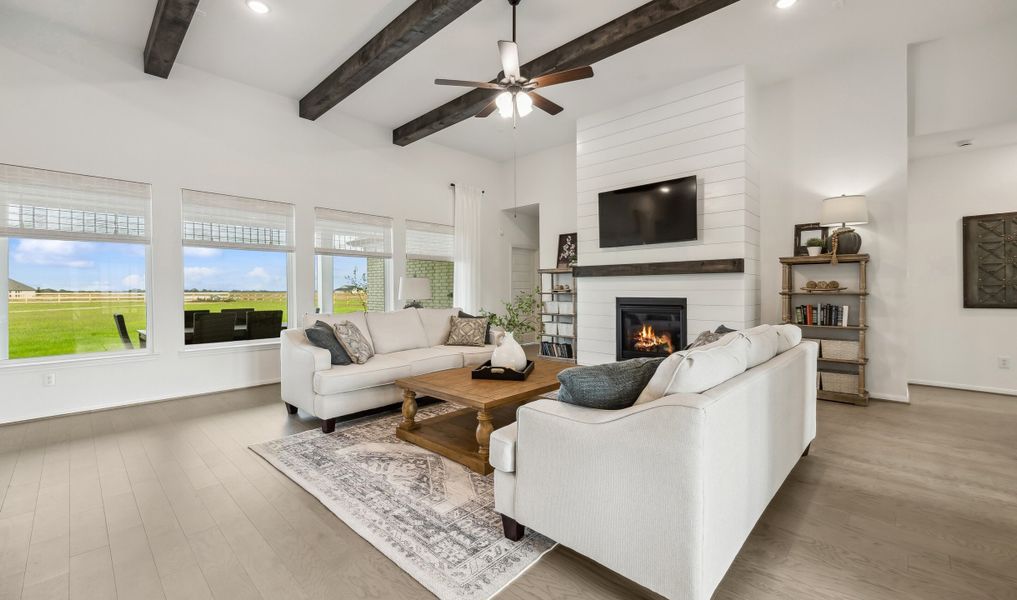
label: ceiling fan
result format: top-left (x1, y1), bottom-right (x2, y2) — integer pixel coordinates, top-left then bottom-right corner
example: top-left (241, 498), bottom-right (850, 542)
top-left (434, 0), bottom-right (594, 122)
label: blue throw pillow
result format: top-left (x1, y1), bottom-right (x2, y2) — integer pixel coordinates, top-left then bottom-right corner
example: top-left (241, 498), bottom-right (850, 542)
top-left (556, 358), bottom-right (664, 410)
top-left (305, 320), bottom-right (352, 365)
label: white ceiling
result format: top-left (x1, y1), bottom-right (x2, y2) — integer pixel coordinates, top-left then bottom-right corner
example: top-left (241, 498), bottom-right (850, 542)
top-left (5, 0), bottom-right (1017, 160)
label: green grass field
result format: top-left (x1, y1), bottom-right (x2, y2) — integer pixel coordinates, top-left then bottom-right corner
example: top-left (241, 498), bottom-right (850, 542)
top-left (8, 292), bottom-right (367, 359)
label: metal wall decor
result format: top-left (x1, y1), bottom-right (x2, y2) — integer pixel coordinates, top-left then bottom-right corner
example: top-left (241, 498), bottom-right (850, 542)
top-left (962, 211), bottom-right (1017, 308)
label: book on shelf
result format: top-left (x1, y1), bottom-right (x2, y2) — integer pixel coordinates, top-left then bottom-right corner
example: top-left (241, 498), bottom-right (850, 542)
top-left (792, 303), bottom-right (850, 327)
top-left (540, 341), bottom-right (574, 359)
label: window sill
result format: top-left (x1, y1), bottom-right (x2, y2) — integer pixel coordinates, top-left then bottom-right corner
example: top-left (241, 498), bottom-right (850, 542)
top-left (178, 339), bottom-right (280, 357)
top-left (0, 350), bottom-right (159, 372)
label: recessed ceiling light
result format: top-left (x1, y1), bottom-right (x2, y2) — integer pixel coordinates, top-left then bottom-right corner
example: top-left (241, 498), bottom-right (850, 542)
top-left (775, 0), bottom-right (798, 8)
top-left (660, 186), bottom-right (671, 193)
top-left (246, 0), bottom-right (270, 14)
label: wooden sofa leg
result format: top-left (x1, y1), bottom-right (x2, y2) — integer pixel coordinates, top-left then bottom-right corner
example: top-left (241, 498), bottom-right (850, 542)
top-left (284, 403), bottom-right (298, 415)
top-left (501, 515), bottom-right (525, 541)
top-left (802, 443), bottom-right (811, 458)
top-left (322, 418), bottom-right (336, 434)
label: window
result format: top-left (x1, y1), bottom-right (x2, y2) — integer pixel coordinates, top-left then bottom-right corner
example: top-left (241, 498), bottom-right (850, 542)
top-left (405, 220), bottom-right (454, 309)
top-left (0, 163), bottom-right (151, 361)
top-left (314, 208), bottom-right (391, 314)
top-left (182, 190), bottom-right (293, 344)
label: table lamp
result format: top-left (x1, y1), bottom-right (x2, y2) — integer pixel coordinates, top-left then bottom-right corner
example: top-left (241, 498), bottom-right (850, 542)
top-left (820, 194), bottom-right (868, 256)
top-left (398, 277), bottom-right (431, 309)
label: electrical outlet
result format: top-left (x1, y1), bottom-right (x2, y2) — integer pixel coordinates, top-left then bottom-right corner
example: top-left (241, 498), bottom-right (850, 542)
top-left (999, 357), bottom-right (1012, 370)
top-left (44, 373), bottom-right (56, 387)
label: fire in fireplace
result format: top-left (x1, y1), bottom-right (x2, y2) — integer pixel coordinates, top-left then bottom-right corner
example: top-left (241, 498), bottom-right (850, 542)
top-left (616, 298), bottom-right (687, 361)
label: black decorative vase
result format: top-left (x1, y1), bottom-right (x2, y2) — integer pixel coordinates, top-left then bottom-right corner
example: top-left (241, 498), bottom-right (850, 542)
top-left (824, 228), bottom-right (862, 255)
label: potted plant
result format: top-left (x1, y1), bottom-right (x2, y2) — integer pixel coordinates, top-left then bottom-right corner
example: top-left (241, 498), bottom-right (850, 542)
top-left (806, 237), bottom-right (824, 257)
top-left (480, 289), bottom-right (539, 371)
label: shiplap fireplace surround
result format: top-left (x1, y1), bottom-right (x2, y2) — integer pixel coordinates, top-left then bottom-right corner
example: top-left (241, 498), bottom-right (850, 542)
top-left (574, 66), bottom-right (760, 366)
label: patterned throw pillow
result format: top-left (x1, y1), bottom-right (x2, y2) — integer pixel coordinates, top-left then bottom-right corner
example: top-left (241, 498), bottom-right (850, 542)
top-left (458, 310), bottom-right (492, 343)
top-left (556, 358), bottom-right (665, 410)
top-left (446, 316), bottom-right (488, 346)
top-left (686, 330), bottom-right (723, 350)
top-left (333, 321), bottom-right (374, 364)
top-left (305, 320), bottom-right (352, 365)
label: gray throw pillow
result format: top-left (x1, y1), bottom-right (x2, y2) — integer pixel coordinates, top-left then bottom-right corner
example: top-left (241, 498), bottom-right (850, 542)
top-left (333, 321), bottom-right (374, 364)
top-left (556, 358), bottom-right (665, 410)
top-left (305, 320), bottom-right (352, 365)
top-left (715, 324), bottom-right (736, 334)
top-left (686, 330), bottom-right (723, 350)
top-left (446, 316), bottom-right (488, 346)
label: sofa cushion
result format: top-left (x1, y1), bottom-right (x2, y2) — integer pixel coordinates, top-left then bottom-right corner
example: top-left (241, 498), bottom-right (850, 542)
top-left (446, 315), bottom-right (488, 346)
top-left (305, 311), bottom-right (374, 352)
top-left (416, 308), bottom-right (459, 347)
top-left (333, 321), bottom-right (375, 365)
top-left (742, 324), bottom-right (780, 368)
top-left (443, 344), bottom-right (496, 367)
top-left (557, 358), bottom-right (664, 410)
top-left (635, 335), bottom-right (749, 404)
top-left (366, 309), bottom-right (429, 354)
top-left (775, 324), bottom-right (803, 353)
top-left (305, 321), bottom-right (352, 365)
top-left (385, 347), bottom-right (464, 376)
top-left (313, 354), bottom-right (411, 396)
top-left (489, 422), bottom-right (517, 473)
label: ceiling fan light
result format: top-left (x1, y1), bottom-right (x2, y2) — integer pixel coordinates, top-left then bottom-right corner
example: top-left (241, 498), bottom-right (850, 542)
top-left (515, 92), bottom-right (533, 117)
top-left (495, 92), bottom-right (514, 118)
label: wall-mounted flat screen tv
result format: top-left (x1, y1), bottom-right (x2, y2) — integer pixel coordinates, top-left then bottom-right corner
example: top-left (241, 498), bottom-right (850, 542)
top-left (598, 176), bottom-right (698, 248)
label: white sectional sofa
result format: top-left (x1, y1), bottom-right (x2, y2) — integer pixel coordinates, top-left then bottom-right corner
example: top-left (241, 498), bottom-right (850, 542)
top-left (490, 332), bottom-right (817, 600)
top-left (280, 308), bottom-right (497, 432)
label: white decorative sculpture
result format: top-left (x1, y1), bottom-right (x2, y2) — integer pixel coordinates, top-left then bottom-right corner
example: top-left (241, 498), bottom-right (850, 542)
top-left (490, 331), bottom-right (527, 371)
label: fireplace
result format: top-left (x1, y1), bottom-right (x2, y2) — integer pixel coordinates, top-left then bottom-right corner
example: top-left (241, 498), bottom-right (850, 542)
top-left (616, 298), bottom-right (687, 361)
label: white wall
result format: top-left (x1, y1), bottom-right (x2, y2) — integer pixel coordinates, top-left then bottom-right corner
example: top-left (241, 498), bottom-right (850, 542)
top-left (574, 67), bottom-right (760, 365)
top-left (758, 48), bottom-right (910, 402)
top-left (908, 17), bottom-right (1017, 137)
top-left (499, 143), bottom-right (578, 269)
top-left (0, 11), bottom-right (508, 423)
top-left (907, 144), bottom-right (1017, 395)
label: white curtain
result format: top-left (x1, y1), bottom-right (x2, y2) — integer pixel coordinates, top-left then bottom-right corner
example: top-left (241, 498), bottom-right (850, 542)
top-left (453, 184), bottom-right (482, 313)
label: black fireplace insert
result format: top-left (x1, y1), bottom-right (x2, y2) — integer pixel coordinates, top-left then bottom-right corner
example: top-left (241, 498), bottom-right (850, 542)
top-left (616, 297), bottom-right (687, 361)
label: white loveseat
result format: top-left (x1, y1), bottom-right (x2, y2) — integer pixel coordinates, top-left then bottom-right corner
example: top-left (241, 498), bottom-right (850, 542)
top-left (490, 333), bottom-right (817, 600)
top-left (280, 308), bottom-right (496, 432)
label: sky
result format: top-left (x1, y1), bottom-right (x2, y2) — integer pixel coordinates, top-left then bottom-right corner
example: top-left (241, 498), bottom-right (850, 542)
top-left (7, 239), bottom-right (290, 292)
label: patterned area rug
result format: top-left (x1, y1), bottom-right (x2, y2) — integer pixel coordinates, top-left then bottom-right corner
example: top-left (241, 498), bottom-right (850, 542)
top-left (250, 404), bottom-right (556, 600)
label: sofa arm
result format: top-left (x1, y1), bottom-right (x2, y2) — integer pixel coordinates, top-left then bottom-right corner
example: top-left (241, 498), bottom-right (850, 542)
top-left (280, 329), bottom-right (330, 414)
top-left (511, 396), bottom-right (709, 600)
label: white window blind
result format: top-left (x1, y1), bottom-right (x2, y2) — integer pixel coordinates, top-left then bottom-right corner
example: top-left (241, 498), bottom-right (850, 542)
top-left (406, 220), bottom-right (454, 261)
top-left (182, 189), bottom-right (295, 252)
top-left (0, 163), bottom-right (150, 243)
top-left (314, 208), bottom-right (392, 258)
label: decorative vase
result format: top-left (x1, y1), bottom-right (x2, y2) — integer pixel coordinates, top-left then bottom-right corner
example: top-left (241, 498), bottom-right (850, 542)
top-left (807, 246), bottom-right (822, 257)
top-left (490, 331), bottom-right (527, 372)
top-left (823, 228), bottom-right (862, 255)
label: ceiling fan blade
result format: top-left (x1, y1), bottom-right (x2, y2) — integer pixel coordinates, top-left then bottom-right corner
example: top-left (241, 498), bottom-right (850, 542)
top-left (528, 92), bottom-right (564, 116)
top-left (529, 65), bottom-right (594, 89)
top-left (435, 78), bottom-right (504, 90)
top-left (475, 100), bottom-right (498, 118)
top-left (498, 40), bottom-right (521, 80)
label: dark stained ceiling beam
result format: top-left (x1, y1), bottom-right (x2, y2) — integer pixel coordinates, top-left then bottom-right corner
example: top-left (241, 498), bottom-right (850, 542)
top-left (392, 0), bottom-right (741, 146)
top-left (300, 0), bottom-right (484, 121)
top-left (143, 0), bottom-right (201, 78)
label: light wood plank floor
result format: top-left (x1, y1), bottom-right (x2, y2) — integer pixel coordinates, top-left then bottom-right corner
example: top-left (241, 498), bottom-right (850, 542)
top-left (1, 384), bottom-right (1014, 600)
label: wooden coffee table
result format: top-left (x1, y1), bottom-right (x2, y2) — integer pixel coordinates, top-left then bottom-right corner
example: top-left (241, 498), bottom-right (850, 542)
top-left (395, 358), bottom-right (571, 475)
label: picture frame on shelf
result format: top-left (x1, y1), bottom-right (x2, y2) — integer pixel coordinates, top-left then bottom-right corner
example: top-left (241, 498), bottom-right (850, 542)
top-left (793, 222), bottom-right (829, 256)
top-left (556, 232), bottom-right (577, 269)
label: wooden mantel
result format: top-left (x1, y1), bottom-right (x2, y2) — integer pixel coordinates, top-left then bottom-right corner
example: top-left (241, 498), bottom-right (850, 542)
top-left (572, 258), bottom-right (744, 277)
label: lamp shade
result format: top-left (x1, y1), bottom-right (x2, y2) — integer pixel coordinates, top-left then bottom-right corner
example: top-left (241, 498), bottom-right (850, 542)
top-left (820, 194), bottom-right (869, 227)
top-left (398, 277), bottom-right (431, 301)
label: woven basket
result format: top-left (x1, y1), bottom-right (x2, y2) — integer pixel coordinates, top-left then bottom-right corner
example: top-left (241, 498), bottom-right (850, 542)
top-left (822, 372), bottom-right (858, 394)
top-left (821, 339), bottom-right (859, 360)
